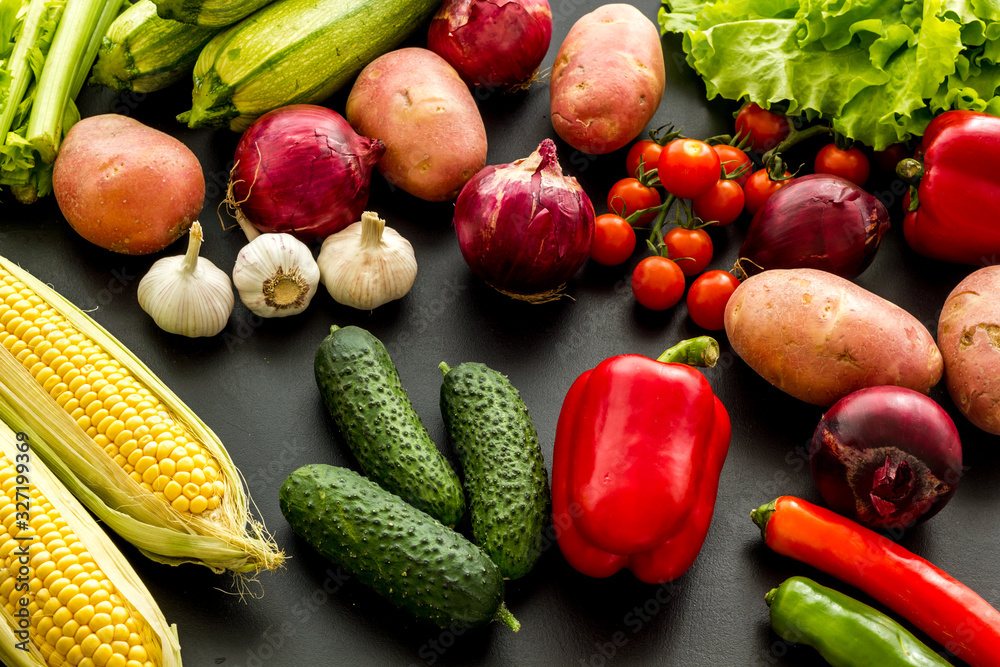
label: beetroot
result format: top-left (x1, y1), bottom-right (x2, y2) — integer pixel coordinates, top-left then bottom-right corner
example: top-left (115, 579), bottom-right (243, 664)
top-left (810, 386), bottom-right (962, 531)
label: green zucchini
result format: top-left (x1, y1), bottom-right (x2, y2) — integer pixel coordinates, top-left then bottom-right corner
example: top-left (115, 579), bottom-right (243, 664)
top-left (178, 0), bottom-right (440, 131)
top-left (279, 464), bottom-right (519, 630)
top-left (314, 325), bottom-right (466, 527)
top-left (90, 0), bottom-right (221, 93)
top-left (439, 362), bottom-right (551, 580)
top-left (150, 0), bottom-right (271, 28)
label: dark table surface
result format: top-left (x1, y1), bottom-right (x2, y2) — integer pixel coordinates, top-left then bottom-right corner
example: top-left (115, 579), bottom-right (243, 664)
top-left (4, 1), bottom-right (999, 665)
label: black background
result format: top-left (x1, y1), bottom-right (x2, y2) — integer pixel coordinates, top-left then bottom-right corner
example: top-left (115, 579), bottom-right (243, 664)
top-left (3, 1), bottom-right (999, 665)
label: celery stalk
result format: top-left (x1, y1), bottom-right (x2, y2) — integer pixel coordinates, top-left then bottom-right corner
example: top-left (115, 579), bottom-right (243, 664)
top-left (24, 0), bottom-right (109, 163)
top-left (0, 0), bottom-right (48, 144)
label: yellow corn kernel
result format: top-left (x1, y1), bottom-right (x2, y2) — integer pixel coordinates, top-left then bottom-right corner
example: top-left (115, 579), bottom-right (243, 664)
top-left (0, 271), bottom-right (225, 516)
top-left (0, 453), bottom-right (168, 667)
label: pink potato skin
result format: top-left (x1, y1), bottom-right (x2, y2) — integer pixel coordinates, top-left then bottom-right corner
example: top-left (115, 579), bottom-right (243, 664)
top-left (345, 47), bottom-right (487, 202)
top-left (938, 266), bottom-right (1000, 434)
top-left (53, 114), bottom-right (204, 255)
top-left (550, 3), bottom-right (665, 155)
top-left (724, 268), bottom-right (944, 407)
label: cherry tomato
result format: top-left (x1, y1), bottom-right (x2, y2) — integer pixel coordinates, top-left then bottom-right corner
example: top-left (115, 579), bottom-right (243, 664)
top-left (735, 103), bottom-right (790, 152)
top-left (663, 227), bottom-right (713, 277)
top-left (692, 180), bottom-right (745, 226)
top-left (686, 270), bottom-right (741, 330)
top-left (814, 143), bottom-right (870, 186)
top-left (657, 139), bottom-right (721, 199)
top-left (608, 177), bottom-right (661, 226)
top-left (632, 256), bottom-right (685, 310)
top-left (626, 140), bottom-right (664, 178)
top-left (873, 143), bottom-right (909, 173)
top-left (743, 169), bottom-right (794, 215)
top-left (713, 144), bottom-right (752, 187)
top-left (590, 214), bottom-right (636, 266)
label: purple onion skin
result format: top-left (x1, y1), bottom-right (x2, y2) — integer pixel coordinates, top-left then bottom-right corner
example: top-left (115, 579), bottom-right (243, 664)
top-left (810, 386), bottom-right (962, 531)
top-left (738, 174), bottom-right (890, 279)
top-left (454, 138), bottom-right (594, 298)
top-left (231, 104), bottom-right (385, 242)
top-left (428, 0), bottom-right (553, 89)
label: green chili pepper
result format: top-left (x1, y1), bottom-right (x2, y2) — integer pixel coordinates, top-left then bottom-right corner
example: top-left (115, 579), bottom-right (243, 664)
top-left (766, 576), bottom-right (952, 667)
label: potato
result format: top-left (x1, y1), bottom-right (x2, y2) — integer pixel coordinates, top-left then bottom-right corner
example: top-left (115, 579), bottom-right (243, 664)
top-left (550, 4), bottom-right (665, 155)
top-left (724, 268), bottom-right (943, 406)
top-left (938, 266), bottom-right (1000, 434)
top-left (53, 114), bottom-right (204, 255)
top-left (345, 47), bottom-right (487, 202)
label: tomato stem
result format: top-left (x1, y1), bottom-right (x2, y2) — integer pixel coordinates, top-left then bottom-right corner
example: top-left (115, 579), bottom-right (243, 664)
top-left (762, 123), bottom-right (833, 168)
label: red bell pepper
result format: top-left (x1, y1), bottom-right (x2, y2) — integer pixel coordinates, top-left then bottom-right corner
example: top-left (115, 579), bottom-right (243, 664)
top-left (899, 110), bottom-right (1000, 265)
top-left (753, 496), bottom-right (1000, 667)
top-left (551, 337), bottom-right (731, 584)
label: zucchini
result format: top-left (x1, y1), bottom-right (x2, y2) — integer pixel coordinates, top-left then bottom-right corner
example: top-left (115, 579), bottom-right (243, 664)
top-left (150, 0), bottom-right (271, 28)
top-left (279, 464), bottom-right (519, 630)
top-left (178, 0), bottom-right (439, 131)
top-left (314, 325), bottom-right (466, 527)
top-left (90, 0), bottom-right (221, 93)
top-left (440, 362), bottom-right (551, 580)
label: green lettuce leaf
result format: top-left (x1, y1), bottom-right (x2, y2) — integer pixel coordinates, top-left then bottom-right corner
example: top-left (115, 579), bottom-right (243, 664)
top-left (661, 0), bottom-right (992, 148)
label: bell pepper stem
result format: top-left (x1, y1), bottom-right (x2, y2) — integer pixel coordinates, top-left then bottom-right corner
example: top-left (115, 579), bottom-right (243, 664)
top-left (495, 603), bottom-right (520, 632)
top-left (764, 586), bottom-right (778, 607)
top-left (896, 158), bottom-right (924, 186)
top-left (656, 336), bottom-right (720, 368)
top-left (751, 498), bottom-right (778, 539)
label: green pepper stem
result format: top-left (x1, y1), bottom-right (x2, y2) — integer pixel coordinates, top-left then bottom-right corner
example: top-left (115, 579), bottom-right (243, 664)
top-left (439, 362), bottom-right (451, 376)
top-left (656, 336), bottom-right (720, 367)
top-left (495, 603), bottom-right (520, 632)
top-left (764, 587), bottom-right (778, 607)
top-left (751, 499), bottom-right (778, 539)
top-left (329, 325), bottom-right (340, 335)
top-left (896, 158), bottom-right (924, 186)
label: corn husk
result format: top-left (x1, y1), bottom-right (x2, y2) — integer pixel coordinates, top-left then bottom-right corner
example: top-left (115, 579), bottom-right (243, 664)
top-left (0, 420), bottom-right (183, 667)
top-left (0, 254), bottom-right (283, 574)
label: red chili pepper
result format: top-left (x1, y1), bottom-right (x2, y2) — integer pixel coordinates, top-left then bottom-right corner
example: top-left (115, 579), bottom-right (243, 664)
top-left (899, 110), bottom-right (1000, 265)
top-left (551, 337), bottom-right (731, 584)
top-left (753, 496), bottom-right (1000, 667)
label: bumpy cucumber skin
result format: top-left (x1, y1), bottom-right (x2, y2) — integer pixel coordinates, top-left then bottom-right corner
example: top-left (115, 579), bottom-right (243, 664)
top-left (440, 362), bottom-right (551, 580)
top-left (314, 326), bottom-right (465, 526)
top-left (280, 465), bottom-right (504, 628)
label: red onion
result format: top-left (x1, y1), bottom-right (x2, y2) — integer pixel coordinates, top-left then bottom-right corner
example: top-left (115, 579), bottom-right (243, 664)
top-left (454, 139), bottom-right (594, 301)
top-left (428, 0), bottom-right (553, 90)
top-left (736, 174), bottom-right (890, 280)
top-left (811, 386), bottom-right (962, 531)
top-left (227, 104), bottom-right (385, 242)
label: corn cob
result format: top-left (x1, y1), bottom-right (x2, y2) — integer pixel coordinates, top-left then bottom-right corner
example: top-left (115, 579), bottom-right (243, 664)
top-left (178, 0), bottom-right (440, 131)
top-left (0, 254), bottom-right (282, 574)
top-left (0, 419), bottom-right (182, 667)
top-left (150, 0), bottom-right (271, 28)
top-left (90, 0), bottom-right (221, 93)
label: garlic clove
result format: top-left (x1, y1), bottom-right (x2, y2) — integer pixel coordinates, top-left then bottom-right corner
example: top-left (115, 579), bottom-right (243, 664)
top-left (137, 221), bottom-right (235, 337)
top-left (232, 233), bottom-right (321, 318)
top-left (317, 211), bottom-right (418, 310)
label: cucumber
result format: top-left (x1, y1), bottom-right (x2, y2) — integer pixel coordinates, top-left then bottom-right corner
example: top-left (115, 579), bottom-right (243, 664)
top-left (314, 325), bottom-right (465, 527)
top-left (439, 362), bottom-right (551, 580)
top-left (279, 464), bottom-right (519, 630)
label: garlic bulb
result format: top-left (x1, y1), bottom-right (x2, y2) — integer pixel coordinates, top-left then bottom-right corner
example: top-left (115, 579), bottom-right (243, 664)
top-left (232, 233), bottom-right (320, 317)
top-left (137, 221), bottom-right (234, 337)
top-left (317, 211), bottom-right (417, 310)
